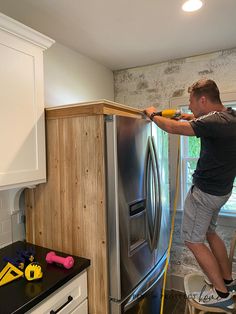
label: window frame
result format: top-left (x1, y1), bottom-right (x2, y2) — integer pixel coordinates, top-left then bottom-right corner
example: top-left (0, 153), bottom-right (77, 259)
top-left (169, 91), bottom-right (236, 216)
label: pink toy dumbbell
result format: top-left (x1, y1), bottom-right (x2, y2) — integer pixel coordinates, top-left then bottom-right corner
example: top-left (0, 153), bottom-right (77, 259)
top-left (46, 251), bottom-right (74, 269)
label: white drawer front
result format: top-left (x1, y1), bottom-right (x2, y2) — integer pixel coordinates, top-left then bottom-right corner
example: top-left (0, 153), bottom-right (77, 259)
top-left (69, 299), bottom-right (88, 314)
top-left (27, 270), bottom-right (87, 314)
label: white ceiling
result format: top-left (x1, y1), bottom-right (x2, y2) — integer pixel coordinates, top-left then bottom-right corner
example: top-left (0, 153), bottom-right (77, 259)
top-left (0, 0), bottom-right (236, 70)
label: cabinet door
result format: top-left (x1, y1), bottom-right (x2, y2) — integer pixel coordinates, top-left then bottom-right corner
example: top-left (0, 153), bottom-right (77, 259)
top-left (0, 28), bottom-right (46, 190)
top-left (69, 299), bottom-right (88, 314)
top-left (27, 271), bottom-right (87, 314)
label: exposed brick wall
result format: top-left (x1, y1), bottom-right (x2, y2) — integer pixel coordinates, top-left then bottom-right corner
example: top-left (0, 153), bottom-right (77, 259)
top-left (114, 49), bottom-right (236, 109)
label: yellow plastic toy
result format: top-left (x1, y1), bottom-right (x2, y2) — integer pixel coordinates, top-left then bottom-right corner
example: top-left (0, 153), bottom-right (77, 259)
top-left (24, 263), bottom-right (43, 281)
top-left (0, 262), bottom-right (24, 286)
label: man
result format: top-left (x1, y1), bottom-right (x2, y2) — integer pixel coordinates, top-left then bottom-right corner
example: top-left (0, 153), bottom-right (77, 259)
top-left (144, 79), bottom-right (236, 311)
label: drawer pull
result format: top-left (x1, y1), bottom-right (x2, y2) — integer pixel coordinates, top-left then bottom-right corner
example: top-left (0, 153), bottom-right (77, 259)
top-left (50, 295), bottom-right (73, 314)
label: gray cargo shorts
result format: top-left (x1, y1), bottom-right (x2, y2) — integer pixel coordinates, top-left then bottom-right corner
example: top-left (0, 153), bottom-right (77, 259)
top-left (181, 185), bottom-right (231, 243)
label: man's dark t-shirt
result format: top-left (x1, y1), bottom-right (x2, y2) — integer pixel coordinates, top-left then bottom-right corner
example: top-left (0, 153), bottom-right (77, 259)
top-left (190, 107), bottom-right (236, 196)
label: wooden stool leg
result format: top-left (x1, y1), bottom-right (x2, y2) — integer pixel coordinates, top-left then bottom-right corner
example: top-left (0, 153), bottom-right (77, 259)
top-left (191, 306), bottom-right (197, 314)
top-left (188, 304), bottom-right (193, 314)
top-left (184, 300), bottom-right (189, 314)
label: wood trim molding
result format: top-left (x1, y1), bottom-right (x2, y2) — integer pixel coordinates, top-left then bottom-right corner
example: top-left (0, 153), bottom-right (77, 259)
top-left (46, 100), bottom-right (144, 119)
top-left (0, 12), bottom-right (55, 49)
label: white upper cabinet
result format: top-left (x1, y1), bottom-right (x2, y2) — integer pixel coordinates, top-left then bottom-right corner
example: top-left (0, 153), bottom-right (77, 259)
top-left (0, 13), bottom-right (54, 190)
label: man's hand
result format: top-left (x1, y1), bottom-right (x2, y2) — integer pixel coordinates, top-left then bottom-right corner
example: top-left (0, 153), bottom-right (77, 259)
top-left (143, 106), bottom-right (156, 119)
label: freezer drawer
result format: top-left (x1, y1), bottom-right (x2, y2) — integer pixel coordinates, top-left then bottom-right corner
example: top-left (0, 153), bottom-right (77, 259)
top-left (110, 252), bottom-right (167, 314)
top-left (124, 275), bottom-right (163, 314)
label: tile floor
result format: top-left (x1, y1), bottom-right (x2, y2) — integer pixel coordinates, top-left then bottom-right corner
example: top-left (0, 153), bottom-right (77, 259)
top-left (163, 290), bottom-right (236, 314)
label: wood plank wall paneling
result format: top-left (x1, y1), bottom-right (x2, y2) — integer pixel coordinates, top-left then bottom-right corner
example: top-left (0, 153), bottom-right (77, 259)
top-left (25, 114), bottom-right (109, 314)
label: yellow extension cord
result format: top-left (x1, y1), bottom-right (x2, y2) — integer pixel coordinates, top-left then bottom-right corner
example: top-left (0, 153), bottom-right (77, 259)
top-left (160, 136), bottom-right (181, 314)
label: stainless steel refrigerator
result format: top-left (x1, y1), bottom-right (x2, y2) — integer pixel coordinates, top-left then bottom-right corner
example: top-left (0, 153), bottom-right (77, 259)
top-left (105, 114), bottom-right (170, 314)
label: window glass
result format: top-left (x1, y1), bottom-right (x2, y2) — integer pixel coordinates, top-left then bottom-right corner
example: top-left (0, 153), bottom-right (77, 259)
top-left (188, 137), bottom-right (200, 158)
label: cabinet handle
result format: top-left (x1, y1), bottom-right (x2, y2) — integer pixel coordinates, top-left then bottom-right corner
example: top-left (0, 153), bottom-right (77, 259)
top-left (50, 295), bottom-right (73, 314)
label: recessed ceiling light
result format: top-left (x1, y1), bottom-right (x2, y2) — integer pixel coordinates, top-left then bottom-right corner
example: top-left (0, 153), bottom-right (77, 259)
top-left (182, 0), bottom-right (203, 12)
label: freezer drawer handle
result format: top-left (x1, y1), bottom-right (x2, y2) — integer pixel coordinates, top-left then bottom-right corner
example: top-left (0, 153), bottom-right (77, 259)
top-left (50, 295), bottom-right (73, 314)
top-left (124, 266), bottom-right (165, 310)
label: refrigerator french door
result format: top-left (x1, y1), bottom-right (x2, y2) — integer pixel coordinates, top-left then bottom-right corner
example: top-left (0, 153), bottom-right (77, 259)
top-left (105, 115), bottom-right (170, 314)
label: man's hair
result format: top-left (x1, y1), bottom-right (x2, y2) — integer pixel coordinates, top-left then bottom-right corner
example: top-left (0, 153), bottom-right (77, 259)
top-left (188, 79), bottom-right (222, 104)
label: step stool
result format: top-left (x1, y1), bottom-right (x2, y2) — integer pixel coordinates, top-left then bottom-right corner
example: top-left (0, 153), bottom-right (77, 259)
top-left (184, 273), bottom-right (233, 314)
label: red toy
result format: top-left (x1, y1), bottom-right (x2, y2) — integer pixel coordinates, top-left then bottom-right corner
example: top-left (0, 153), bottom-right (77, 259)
top-left (46, 251), bottom-right (74, 269)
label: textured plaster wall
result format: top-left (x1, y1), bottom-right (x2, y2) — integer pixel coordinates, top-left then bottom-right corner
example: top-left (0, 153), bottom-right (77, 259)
top-left (114, 48), bottom-right (236, 281)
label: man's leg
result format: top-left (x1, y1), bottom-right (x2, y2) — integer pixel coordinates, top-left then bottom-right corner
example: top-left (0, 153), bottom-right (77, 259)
top-left (181, 186), bottom-right (231, 293)
top-left (206, 231), bottom-right (232, 281)
top-left (185, 240), bottom-right (228, 292)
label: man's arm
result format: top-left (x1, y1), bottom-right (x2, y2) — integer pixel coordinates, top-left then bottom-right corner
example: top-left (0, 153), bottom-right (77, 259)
top-left (180, 113), bottom-right (195, 121)
top-left (144, 107), bottom-right (195, 136)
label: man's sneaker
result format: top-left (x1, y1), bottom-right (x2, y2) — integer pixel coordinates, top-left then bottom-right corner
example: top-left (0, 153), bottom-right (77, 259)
top-left (204, 277), bottom-right (236, 295)
top-left (189, 286), bottom-right (234, 310)
top-left (227, 279), bottom-right (236, 296)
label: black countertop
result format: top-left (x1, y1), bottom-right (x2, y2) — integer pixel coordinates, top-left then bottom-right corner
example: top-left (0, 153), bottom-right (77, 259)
top-left (0, 241), bottom-right (90, 314)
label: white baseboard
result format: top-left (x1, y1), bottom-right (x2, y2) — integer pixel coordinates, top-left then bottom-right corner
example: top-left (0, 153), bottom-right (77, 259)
top-left (166, 274), bottom-right (185, 292)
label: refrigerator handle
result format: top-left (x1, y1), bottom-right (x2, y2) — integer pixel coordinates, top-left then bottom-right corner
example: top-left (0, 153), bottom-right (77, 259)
top-left (145, 137), bottom-right (153, 248)
top-left (146, 136), bottom-right (159, 251)
top-left (151, 136), bottom-right (162, 250)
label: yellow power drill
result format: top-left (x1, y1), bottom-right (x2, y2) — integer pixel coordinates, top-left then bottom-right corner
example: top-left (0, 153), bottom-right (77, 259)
top-left (149, 109), bottom-right (181, 120)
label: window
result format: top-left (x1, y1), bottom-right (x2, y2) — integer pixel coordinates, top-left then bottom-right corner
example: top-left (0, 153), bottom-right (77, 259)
top-left (180, 104), bottom-right (236, 214)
